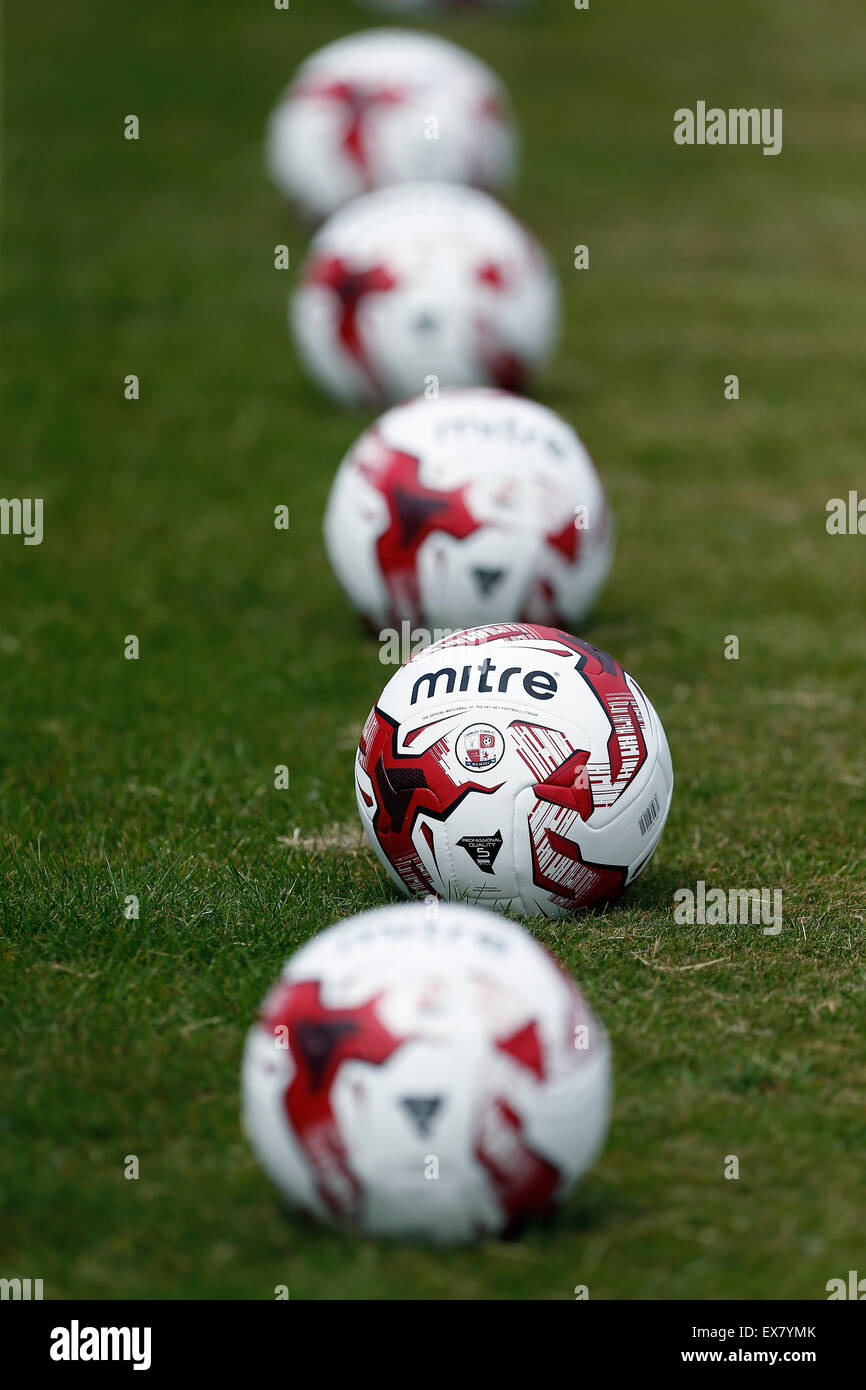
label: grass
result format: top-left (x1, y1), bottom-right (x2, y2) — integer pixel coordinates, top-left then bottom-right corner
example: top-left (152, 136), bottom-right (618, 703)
top-left (1, 0), bottom-right (865, 1299)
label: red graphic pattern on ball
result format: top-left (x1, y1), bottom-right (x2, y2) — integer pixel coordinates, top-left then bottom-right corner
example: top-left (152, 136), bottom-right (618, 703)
top-left (474, 1096), bottom-right (560, 1233)
top-left (358, 705), bottom-right (502, 896)
top-left (546, 511), bottom-right (583, 563)
top-left (356, 435), bottom-right (482, 622)
top-left (555, 630), bottom-right (649, 804)
top-left (496, 1018), bottom-right (545, 1079)
top-left (305, 257), bottom-right (398, 391)
top-left (293, 80), bottom-right (406, 185)
top-left (517, 628), bottom-right (648, 907)
top-left (353, 445), bottom-right (600, 628)
top-left (527, 804), bottom-right (627, 909)
top-left (262, 979), bottom-right (407, 1224)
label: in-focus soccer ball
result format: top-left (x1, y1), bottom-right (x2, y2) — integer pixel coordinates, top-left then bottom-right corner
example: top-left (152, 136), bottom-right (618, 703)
top-left (290, 182), bottom-right (559, 406)
top-left (241, 899), bottom-right (611, 1243)
top-left (324, 389), bottom-right (613, 630)
top-left (267, 30), bottom-right (516, 222)
top-left (356, 624), bottom-right (673, 916)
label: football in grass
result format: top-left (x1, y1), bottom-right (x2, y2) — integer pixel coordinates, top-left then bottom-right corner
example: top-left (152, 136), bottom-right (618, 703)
top-left (324, 388), bottom-right (613, 631)
top-left (267, 29), bottom-right (516, 222)
top-left (290, 182), bottom-right (559, 406)
top-left (242, 900), bottom-right (611, 1242)
top-left (355, 624), bottom-right (673, 916)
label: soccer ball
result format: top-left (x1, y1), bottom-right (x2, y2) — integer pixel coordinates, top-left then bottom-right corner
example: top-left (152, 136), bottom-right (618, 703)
top-left (241, 899), bottom-right (611, 1243)
top-left (324, 389), bottom-right (613, 630)
top-left (355, 624), bottom-right (673, 916)
top-left (267, 30), bottom-right (517, 223)
top-left (290, 182), bottom-right (559, 407)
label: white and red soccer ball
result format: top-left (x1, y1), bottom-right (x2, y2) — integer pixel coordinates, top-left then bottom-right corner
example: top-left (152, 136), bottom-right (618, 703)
top-left (356, 624), bottom-right (673, 917)
top-left (241, 900), bottom-right (611, 1242)
top-left (290, 182), bottom-right (559, 407)
top-left (324, 390), bottom-right (613, 630)
top-left (267, 30), bottom-right (516, 223)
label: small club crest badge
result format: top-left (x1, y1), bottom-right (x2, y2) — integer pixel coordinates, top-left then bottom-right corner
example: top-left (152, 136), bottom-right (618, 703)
top-left (455, 723), bottom-right (504, 772)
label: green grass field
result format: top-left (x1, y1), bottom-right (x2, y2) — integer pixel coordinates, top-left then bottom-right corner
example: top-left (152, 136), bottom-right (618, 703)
top-left (2, 0), bottom-right (865, 1300)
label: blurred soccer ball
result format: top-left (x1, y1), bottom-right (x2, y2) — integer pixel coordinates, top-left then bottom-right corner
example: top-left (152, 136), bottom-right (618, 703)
top-left (291, 182), bottom-right (559, 406)
top-left (242, 900), bottom-right (611, 1242)
top-left (267, 30), bottom-right (516, 222)
top-left (324, 389), bottom-right (613, 630)
top-left (356, 624), bottom-right (673, 916)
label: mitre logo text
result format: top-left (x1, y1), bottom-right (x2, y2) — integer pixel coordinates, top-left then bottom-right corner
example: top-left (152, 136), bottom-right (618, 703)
top-left (435, 415), bottom-right (568, 460)
top-left (410, 658), bottom-right (557, 705)
top-left (49, 1321), bottom-right (152, 1371)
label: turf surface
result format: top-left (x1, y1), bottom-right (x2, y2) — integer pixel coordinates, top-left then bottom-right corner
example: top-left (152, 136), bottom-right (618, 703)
top-left (1, 0), bottom-right (864, 1299)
